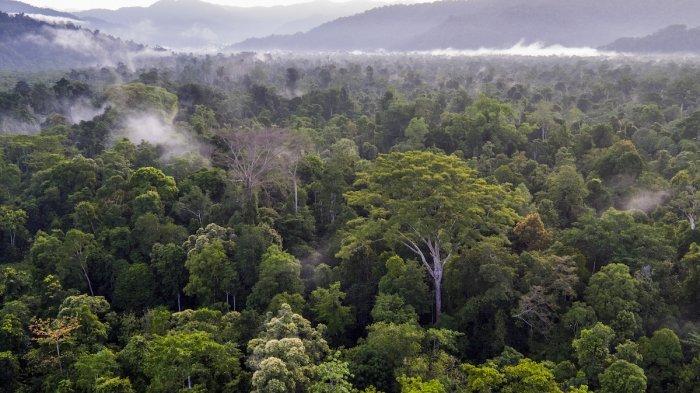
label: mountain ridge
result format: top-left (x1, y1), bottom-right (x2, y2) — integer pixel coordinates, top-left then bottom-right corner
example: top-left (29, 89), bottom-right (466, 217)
top-left (74, 0), bottom-right (388, 49)
top-left (232, 0), bottom-right (700, 51)
top-left (602, 24), bottom-right (700, 54)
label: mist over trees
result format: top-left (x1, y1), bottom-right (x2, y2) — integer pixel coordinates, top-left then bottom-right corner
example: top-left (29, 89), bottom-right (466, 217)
top-left (0, 52), bottom-right (698, 392)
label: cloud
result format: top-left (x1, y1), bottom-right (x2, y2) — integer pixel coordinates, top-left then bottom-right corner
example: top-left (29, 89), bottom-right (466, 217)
top-left (9, 12), bottom-right (82, 25)
top-left (345, 41), bottom-right (621, 57)
top-left (68, 99), bottom-right (107, 124)
top-left (0, 116), bottom-right (41, 135)
top-left (115, 113), bottom-right (201, 158)
top-left (624, 190), bottom-right (669, 212)
top-left (21, 25), bottom-right (169, 70)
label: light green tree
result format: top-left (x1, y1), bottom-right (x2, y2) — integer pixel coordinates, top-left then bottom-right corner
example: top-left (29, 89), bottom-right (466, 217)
top-left (599, 360), bottom-right (646, 393)
top-left (339, 151), bottom-right (518, 321)
top-left (0, 206), bottom-right (26, 247)
top-left (247, 245), bottom-right (303, 311)
top-left (572, 322), bottom-right (615, 386)
top-left (247, 304), bottom-right (330, 393)
top-left (310, 352), bottom-right (354, 393)
top-left (310, 282), bottom-right (354, 343)
top-left (184, 240), bottom-right (238, 306)
top-left (144, 331), bottom-right (241, 392)
top-left (584, 263), bottom-right (639, 324)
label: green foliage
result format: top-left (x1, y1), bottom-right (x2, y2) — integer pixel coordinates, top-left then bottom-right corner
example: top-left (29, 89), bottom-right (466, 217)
top-left (0, 56), bottom-right (698, 393)
top-left (247, 245), bottom-right (303, 311)
top-left (599, 360), bottom-right (647, 393)
top-left (310, 282), bottom-right (354, 343)
top-left (247, 304), bottom-right (329, 393)
top-left (144, 331), bottom-right (241, 392)
top-left (572, 323), bottom-right (615, 386)
top-left (184, 240), bottom-right (237, 306)
top-left (398, 376), bottom-right (445, 393)
top-left (462, 358), bottom-right (562, 393)
top-left (584, 263), bottom-right (639, 324)
top-left (310, 353), bottom-right (354, 393)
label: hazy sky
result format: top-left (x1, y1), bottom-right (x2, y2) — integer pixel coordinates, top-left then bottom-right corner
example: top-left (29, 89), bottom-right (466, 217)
top-left (24, 0), bottom-right (404, 11)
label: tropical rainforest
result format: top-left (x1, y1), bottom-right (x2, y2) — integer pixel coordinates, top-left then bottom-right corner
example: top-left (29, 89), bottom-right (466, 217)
top-left (0, 54), bottom-right (698, 393)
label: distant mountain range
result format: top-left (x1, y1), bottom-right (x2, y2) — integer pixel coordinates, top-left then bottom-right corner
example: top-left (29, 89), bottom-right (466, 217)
top-left (232, 0), bottom-right (700, 51)
top-left (0, 0), bottom-right (77, 19)
top-left (72, 0), bottom-right (386, 49)
top-left (1, 0), bottom-right (700, 62)
top-left (0, 11), bottom-right (162, 70)
top-left (602, 25), bottom-right (700, 54)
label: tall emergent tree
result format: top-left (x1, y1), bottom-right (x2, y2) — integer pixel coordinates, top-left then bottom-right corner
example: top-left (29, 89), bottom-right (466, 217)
top-left (220, 128), bottom-right (294, 221)
top-left (339, 151), bottom-right (518, 321)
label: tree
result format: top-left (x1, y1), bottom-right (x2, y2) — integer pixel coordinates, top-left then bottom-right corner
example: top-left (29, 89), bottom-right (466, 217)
top-left (281, 130), bottom-right (313, 214)
top-left (398, 376), bottom-right (445, 393)
top-left (0, 206), bottom-right (26, 247)
top-left (397, 117), bottom-right (429, 151)
top-left (560, 210), bottom-right (674, 271)
top-left (512, 213), bottom-right (551, 251)
top-left (670, 169), bottom-right (698, 230)
top-left (339, 151), bottom-right (518, 321)
top-left (57, 295), bottom-right (110, 350)
top-left (247, 245), bottom-right (303, 311)
top-left (74, 349), bottom-right (120, 393)
top-left (150, 243), bottom-right (188, 311)
top-left (29, 316), bottom-right (81, 373)
top-left (94, 377), bottom-right (135, 393)
top-left (0, 351), bottom-right (20, 393)
top-left (461, 358), bottom-right (562, 393)
top-left (310, 282), bottom-right (354, 343)
top-left (584, 263), bottom-right (639, 324)
top-left (639, 328), bottom-right (683, 392)
top-left (184, 240), bottom-right (238, 307)
top-left (378, 255), bottom-right (431, 316)
top-left (113, 263), bottom-right (154, 311)
top-left (371, 293), bottom-right (419, 324)
top-left (572, 323), bottom-right (615, 386)
top-left (220, 128), bottom-right (292, 221)
top-left (144, 331), bottom-right (241, 392)
top-left (59, 230), bottom-right (99, 296)
top-left (599, 360), bottom-right (646, 393)
top-left (546, 165), bottom-right (588, 226)
top-left (247, 304), bottom-right (330, 393)
top-left (310, 353), bottom-right (354, 393)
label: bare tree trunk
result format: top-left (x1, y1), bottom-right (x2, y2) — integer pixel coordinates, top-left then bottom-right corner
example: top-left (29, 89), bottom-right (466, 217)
top-left (433, 275), bottom-right (442, 323)
top-left (177, 292), bottom-right (182, 312)
top-left (56, 342), bottom-right (63, 373)
top-left (82, 265), bottom-right (94, 296)
top-left (293, 177), bottom-right (299, 213)
top-left (401, 234), bottom-right (449, 324)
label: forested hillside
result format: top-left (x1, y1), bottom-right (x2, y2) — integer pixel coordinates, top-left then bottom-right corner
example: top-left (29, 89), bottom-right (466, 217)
top-left (0, 12), bottom-right (160, 71)
top-left (0, 54), bottom-right (698, 392)
top-left (603, 25), bottom-right (700, 54)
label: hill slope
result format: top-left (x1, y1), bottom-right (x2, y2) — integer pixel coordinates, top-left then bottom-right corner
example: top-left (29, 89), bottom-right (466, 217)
top-left (0, 12), bottom-right (160, 70)
top-left (0, 0), bottom-right (79, 19)
top-left (76, 0), bottom-right (385, 49)
top-left (602, 25), bottom-right (700, 53)
top-left (233, 0), bottom-right (700, 51)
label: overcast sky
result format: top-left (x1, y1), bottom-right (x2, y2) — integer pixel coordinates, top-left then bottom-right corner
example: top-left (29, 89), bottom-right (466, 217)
top-left (23, 0), bottom-right (409, 11)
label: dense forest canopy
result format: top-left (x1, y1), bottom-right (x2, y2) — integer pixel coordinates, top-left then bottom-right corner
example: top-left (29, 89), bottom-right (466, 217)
top-left (0, 53), bottom-right (698, 392)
